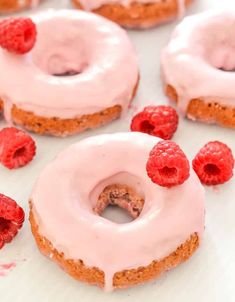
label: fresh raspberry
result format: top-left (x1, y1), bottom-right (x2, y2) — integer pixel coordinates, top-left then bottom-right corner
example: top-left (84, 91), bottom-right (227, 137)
top-left (193, 141), bottom-right (234, 185)
top-left (0, 193), bottom-right (25, 249)
top-left (0, 17), bottom-right (37, 54)
top-left (146, 141), bottom-right (190, 187)
top-left (130, 105), bottom-right (179, 140)
top-left (0, 127), bottom-right (36, 169)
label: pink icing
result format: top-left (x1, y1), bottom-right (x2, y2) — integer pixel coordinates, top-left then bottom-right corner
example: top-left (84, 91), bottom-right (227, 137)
top-left (31, 132), bottom-right (205, 291)
top-left (0, 262), bottom-right (16, 277)
top-left (0, 10), bottom-right (138, 120)
top-left (161, 10), bottom-right (235, 114)
top-left (18, 0), bottom-right (40, 8)
top-left (0, 263), bottom-right (16, 270)
top-left (79, 0), bottom-right (186, 19)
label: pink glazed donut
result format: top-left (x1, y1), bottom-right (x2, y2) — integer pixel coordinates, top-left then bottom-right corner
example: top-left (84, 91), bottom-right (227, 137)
top-left (0, 10), bottom-right (139, 136)
top-left (29, 132), bottom-right (205, 291)
top-left (162, 10), bottom-right (235, 128)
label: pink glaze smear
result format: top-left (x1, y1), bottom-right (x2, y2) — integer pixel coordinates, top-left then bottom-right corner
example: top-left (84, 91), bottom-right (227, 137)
top-left (31, 132), bottom-right (205, 291)
top-left (161, 10), bottom-right (235, 114)
top-left (0, 9), bottom-right (138, 122)
top-left (0, 262), bottom-right (16, 277)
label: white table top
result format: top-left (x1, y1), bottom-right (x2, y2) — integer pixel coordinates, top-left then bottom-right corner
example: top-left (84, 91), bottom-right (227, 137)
top-left (0, 0), bottom-right (234, 301)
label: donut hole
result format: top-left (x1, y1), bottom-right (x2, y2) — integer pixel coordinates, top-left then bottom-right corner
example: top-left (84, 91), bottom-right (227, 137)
top-left (31, 21), bottom-right (90, 77)
top-left (201, 17), bottom-right (235, 72)
top-left (204, 164), bottom-right (220, 176)
top-left (33, 52), bottom-right (88, 77)
top-left (94, 184), bottom-right (145, 224)
top-left (209, 44), bottom-right (235, 72)
top-left (101, 205), bottom-right (133, 224)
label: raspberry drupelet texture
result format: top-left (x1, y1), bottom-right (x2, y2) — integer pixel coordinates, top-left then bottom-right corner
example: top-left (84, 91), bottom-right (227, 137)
top-left (0, 127), bottom-right (36, 169)
top-left (0, 17), bottom-right (36, 54)
top-left (0, 194), bottom-right (25, 250)
top-left (193, 141), bottom-right (234, 185)
top-left (146, 141), bottom-right (190, 187)
top-left (131, 105), bottom-right (179, 140)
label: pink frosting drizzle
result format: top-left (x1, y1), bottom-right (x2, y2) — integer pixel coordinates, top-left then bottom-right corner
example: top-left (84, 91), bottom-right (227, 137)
top-left (161, 10), bottom-right (235, 114)
top-left (31, 132), bottom-right (205, 291)
top-left (0, 10), bottom-right (138, 120)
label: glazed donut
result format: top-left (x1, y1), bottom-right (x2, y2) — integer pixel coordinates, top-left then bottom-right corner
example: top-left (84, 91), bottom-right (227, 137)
top-left (0, 0), bottom-right (40, 13)
top-left (162, 10), bottom-right (235, 129)
top-left (72, 0), bottom-right (192, 29)
top-left (29, 132), bottom-right (205, 291)
top-left (0, 10), bottom-right (138, 136)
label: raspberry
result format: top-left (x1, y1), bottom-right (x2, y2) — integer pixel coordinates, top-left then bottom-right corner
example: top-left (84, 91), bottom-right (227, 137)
top-left (146, 141), bottom-right (190, 187)
top-left (0, 127), bottom-right (36, 169)
top-left (0, 17), bottom-right (36, 54)
top-left (130, 105), bottom-right (179, 140)
top-left (0, 193), bottom-right (25, 250)
top-left (192, 141), bottom-right (234, 185)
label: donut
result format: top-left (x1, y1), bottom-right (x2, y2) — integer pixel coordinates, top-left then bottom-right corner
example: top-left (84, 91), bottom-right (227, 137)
top-left (72, 0), bottom-right (192, 29)
top-left (161, 10), bottom-right (235, 129)
top-left (0, 10), bottom-right (139, 136)
top-left (29, 132), bottom-right (205, 291)
top-left (0, 0), bottom-right (40, 13)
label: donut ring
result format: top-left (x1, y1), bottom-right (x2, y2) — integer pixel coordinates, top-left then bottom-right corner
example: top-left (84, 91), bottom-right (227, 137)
top-left (72, 0), bottom-right (192, 29)
top-left (0, 10), bottom-right (139, 136)
top-left (29, 132), bottom-right (205, 291)
top-left (0, 0), bottom-right (40, 13)
top-left (162, 10), bottom-right (235, 129)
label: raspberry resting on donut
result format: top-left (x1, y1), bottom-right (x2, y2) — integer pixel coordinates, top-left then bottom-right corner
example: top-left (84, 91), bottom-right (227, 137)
top-left (0, 10), bottom-right (139, 137)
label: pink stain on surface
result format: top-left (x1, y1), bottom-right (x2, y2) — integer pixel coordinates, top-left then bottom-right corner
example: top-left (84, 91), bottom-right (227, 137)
top-left (0, 262), bottom-right (16, 277)
top-left (212, 186), bottom-right (220, 193)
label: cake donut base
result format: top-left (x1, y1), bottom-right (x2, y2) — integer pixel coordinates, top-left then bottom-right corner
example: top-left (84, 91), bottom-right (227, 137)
top-left (166, 85), bottom-right (235, 129)
top-left (0, 0), bottom-right (38, 13)
top-left (72, 0), bottom-right (192, 29)
top-left (0, 80), bottom-right (138, 137)
top-left (30, 206), bottom-right (199, 290)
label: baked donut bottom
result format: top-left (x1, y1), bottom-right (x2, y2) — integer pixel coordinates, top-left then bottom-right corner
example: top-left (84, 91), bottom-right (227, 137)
top-left (0, 0), bottom-right (36, 13)
top-left (72, 0), bottom-right (192, 28)
top-left (0, 79), bottom-right (138, 137)
top-left (29, 182), bottom-right (200, 290)
top-left (165, 85), bottom-right (235, 129)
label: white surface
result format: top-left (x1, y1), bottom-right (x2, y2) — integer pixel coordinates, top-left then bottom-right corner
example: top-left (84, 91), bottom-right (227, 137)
top-left (0, 0), bottom-right (234, 301)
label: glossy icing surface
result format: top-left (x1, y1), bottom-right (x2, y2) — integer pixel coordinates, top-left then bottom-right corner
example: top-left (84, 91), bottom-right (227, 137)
top-left (31, 132), bottom-right (205, 291)
top-left (0, 10), bottom-right (138, 120)
top-left (162, 10), bottom-right (235, 113)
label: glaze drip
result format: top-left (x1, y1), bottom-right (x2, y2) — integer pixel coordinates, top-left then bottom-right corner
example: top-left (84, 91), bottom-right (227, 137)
top-left (31, 132), bottom-right (205, 291)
